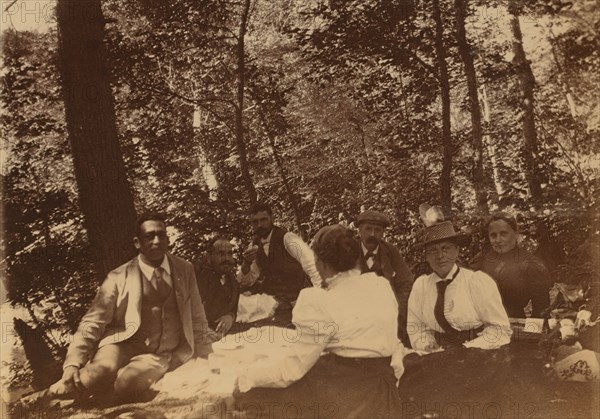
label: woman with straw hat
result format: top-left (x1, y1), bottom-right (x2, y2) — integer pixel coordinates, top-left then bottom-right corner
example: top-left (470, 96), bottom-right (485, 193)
top-left (407, 207), bottom-right (512, 352)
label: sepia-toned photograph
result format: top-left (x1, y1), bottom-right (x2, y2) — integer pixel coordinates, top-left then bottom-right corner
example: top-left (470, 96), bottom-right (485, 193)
top-left (1, 0), bottom-right (599, 417)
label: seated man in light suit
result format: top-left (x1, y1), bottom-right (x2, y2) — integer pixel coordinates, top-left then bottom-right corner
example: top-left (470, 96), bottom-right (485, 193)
top-left (47, 213), bottom-right (213, 400)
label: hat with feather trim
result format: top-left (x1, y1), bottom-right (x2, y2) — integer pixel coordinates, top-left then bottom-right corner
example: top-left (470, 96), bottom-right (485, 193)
top-left (416, 204), bottom-right (470, 247)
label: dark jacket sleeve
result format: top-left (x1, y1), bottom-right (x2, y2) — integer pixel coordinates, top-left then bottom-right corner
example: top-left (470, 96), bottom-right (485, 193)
top-left (386, 242), bottom-right (414, 347)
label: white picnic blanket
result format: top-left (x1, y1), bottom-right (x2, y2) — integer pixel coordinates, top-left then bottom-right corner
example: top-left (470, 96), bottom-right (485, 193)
top-left (236, 293), bottom-right (279, 323)
top-left (156, 326), bottom-right (293, 399)
top-left (157, 325), bottom-right (407, 399)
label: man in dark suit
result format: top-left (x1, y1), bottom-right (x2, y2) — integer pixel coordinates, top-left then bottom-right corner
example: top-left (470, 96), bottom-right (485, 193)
top-left (194, 236), bottom-right (239, 337)
top-left (357, 210), bottom-right (414, 346)
top-left (47, 213), bottom-right (212, 400)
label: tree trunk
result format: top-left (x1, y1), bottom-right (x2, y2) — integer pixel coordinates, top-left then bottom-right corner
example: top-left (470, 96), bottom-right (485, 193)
top-left (507, 0), bottom-right (543, 207)
top-left (455, 0), bottom-right (488, 214)
top-left (432, 0), bottom-right (453, 210)
top-left (56, 0), bottom-right (137, 281)
top-left (480, 84), bottom-right (505, 197)
top-left (235, 0), bottom-right (258, 204)
top-left (254, 103), bottom-right (303, 233)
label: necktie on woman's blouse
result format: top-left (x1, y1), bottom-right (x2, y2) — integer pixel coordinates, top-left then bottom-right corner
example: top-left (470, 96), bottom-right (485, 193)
top-left (434, 267), bottom-right (461, 334)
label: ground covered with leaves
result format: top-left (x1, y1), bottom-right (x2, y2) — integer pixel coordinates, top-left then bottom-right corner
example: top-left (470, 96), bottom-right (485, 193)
top-left (7, 341), bottom-right (598, 419)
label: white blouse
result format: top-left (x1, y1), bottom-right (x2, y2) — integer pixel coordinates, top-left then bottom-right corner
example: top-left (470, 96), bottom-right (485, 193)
top-left (407, 264), bottom-right (512, 351)
top-left (237, 269), bottom-right (403, 392)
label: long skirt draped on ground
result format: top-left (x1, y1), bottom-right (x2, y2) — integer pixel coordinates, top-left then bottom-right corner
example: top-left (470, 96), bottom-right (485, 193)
top-left (235, 353), bottom-right (402, 419)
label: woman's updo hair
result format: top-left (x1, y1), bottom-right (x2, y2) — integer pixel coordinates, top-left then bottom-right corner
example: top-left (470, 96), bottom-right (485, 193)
top-left (486, 212), bottom-right (518, 233)
top-left (311, 225), bottom-right (361, 273)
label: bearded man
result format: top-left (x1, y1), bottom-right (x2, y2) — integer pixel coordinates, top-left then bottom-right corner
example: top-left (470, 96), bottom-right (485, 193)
top-left (238, 202), bottom-right (321, 323)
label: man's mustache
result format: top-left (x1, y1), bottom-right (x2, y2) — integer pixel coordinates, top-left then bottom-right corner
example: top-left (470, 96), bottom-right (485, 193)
top-left (365, 237), bottom-right (379, 245)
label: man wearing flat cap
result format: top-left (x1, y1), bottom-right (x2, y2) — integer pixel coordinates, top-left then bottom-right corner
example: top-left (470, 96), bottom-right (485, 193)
top-left (357, 210), bottom-right (414, 346)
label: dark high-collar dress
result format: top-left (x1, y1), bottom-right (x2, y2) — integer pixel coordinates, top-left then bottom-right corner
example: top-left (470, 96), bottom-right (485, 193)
top-left (473, 246), bottom-right (551, 318)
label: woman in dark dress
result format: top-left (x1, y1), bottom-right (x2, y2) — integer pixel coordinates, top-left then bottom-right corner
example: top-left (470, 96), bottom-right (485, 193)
top-left (234, 225), bottom-right (403, 418)
top-left (473, 212), bottom-right (551, 318)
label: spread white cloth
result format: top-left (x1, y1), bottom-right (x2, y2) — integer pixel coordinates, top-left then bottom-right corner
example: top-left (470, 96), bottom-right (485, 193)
top-left (236, 293), bottom-right (279, 323)
top-left (237, 269), bottom-right (405, 392)
top-left (156, 326), bottom-right (302, 399)
top-left (408, 264), bottom-right (512, 351)
top-left (156, 358), bottom-right (214, 399)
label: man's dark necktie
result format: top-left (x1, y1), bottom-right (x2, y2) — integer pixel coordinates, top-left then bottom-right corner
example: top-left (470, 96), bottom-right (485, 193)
top-left (434, 267), bottom-right (461, 333)
top-left (151, 267), bottom-right (171, 300)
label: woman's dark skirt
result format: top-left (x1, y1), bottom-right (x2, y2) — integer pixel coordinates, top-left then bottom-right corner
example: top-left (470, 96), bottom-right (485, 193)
top-left (235, 353), bottom-right (401, 419)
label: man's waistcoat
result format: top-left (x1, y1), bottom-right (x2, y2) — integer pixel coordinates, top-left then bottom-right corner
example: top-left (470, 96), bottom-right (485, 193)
top-left (256, 226), bottom-right (307, 302)
top-left (130, 274), bottom-right (183, 354)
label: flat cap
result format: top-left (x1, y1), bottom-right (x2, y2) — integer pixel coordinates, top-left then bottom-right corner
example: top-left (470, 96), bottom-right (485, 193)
top-left (357, 210), bottom-right (390, 228)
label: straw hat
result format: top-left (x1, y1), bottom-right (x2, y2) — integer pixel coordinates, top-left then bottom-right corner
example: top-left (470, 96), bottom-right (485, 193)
top-left (417, 220), bottom-right (469, 247)
top-left (416, 204), bottom-right (469, 247)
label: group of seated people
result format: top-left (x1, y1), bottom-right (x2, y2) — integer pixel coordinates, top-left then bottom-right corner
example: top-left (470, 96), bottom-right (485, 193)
top-left (41, 202), bottom-right (553, 416)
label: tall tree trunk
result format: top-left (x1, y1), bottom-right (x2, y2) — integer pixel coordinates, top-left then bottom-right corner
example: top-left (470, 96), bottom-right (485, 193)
top-left (56, 0), bottom-right (136, 281)
top-left (254, 103), bottom-right (303, 233)
top-left (235, 0), bottom-right (257, 204)
top-left (508, 0), bottom-right (543, 207)
top-left (480, 84), bottom-right (505, 197)
top-left (455, 0), bottom-right (488, 214)
top-left (432, 0), bottom-right (453, 210)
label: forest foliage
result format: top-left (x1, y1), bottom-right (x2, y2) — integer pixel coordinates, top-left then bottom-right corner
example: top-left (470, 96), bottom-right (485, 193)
top-left (1, 0), bottom-right (599, 387)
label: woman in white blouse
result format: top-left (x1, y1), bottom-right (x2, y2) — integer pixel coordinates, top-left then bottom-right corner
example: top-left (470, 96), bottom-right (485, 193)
top-left (407, 220), bottom-right (512, 352)
top-left (235, 224), bottom-right (403, 418)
